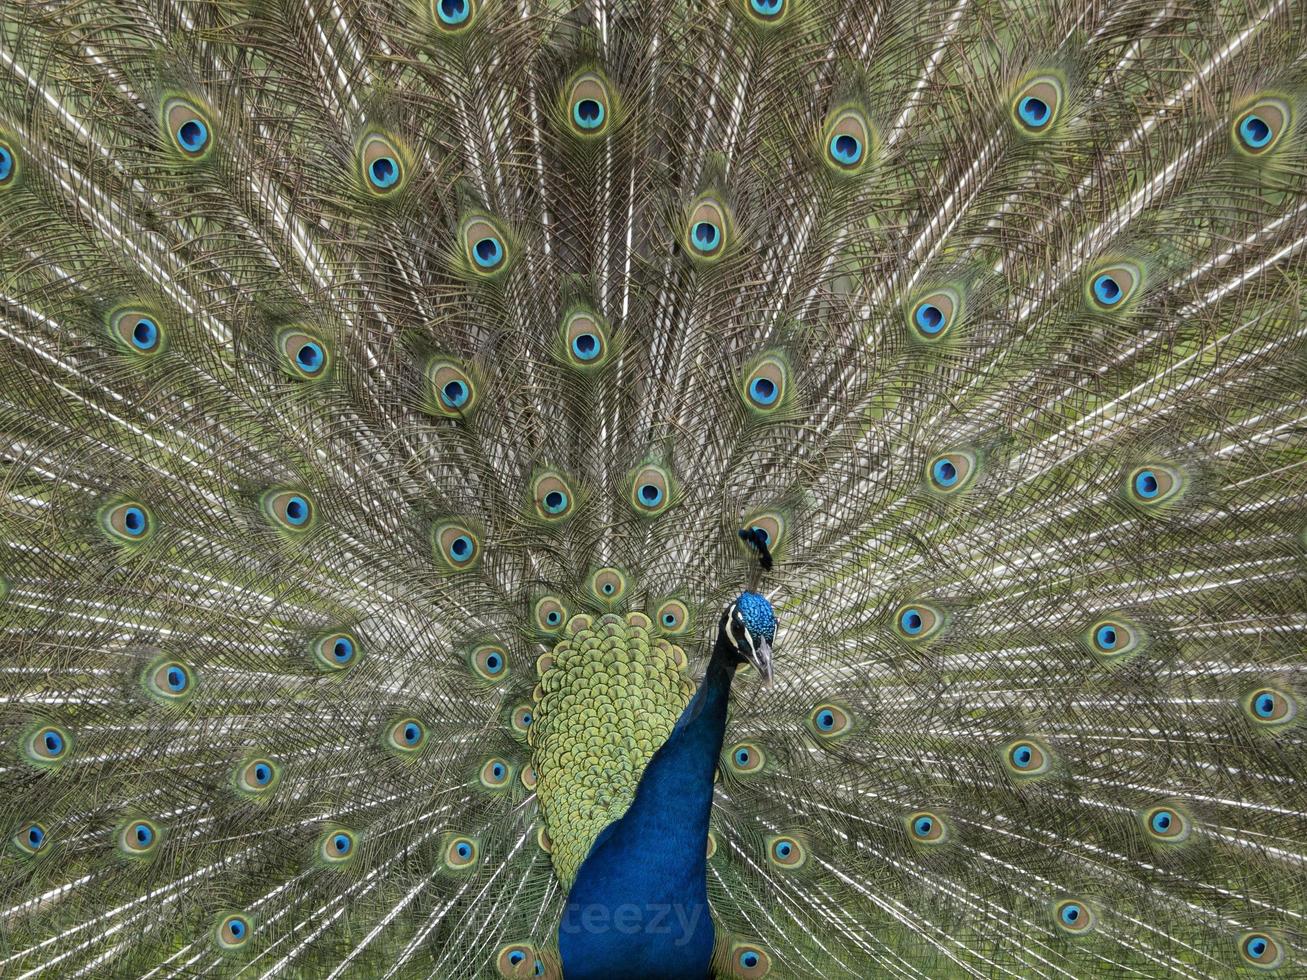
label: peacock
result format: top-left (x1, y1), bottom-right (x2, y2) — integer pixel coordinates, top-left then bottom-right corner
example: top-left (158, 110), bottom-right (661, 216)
top-left (2, 0), bottom-right (1306, 976)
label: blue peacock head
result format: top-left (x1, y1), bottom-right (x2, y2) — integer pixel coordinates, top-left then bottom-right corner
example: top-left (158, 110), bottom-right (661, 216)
top-left (723, 590), bottom-right (777, 683)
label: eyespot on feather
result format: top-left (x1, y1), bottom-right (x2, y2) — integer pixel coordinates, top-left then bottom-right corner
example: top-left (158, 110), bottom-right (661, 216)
top-left (926, 450), bottom-right (976, 493)
top-left (1053, 898), bottom-right (1095, 934)
top-left (431, 0), bottom-right (479, 32)
top-left (470, 643), bottom-right (509, 681)
top-left (312, 631), bottom-right (360, 671)
top-left (533, 596), bottom-right (569, 635)
top-left (823, 107), bottom-right (874, 174)
top-left (0, 137), bottom-right (19, 188)
top-left (497, 943), bottom-right (543, 978)
top-left (630, 463), bottom-right (675, 516)
top-left (589, 567), bottom-right (628, 605)
top-left (216, 913), bottom-right (253, 951)
top-left (566, 72), bottom-right (612, 137)
top-left (766, 834), bottom-right (808, 869)
top-left (276, 327), bottom-right (332, 380)
top-left (359, 132), bottom-right (406, 195)
top-left (908, 288), bottom-right (961, 341)
top-left (1083, 616), bottom-right (1144, 662)
top-left (162, 96), bottom-right (213, 159)
top-left (726, 741), bottom-right (765, 774)
top-left (893, 602), bottom-right (945, 642)
top-left (432, 521), bottom-right (482, 571)
top-left (741, 355), bottom-right (789, 415)
top-left (24, 724), bottom-right (71, 767)
top-left (653, 598), bottom-right (692, 635)
top-left (1239, 932), bottom-right (1286, 970)
top-left (460, 214), bottom-right (511, 277)
top-left (261, 490), bottom-right (316, 533)
top-left (1232, 96), bottom-right (1291, 156)
top-left (443, 834), bottom-right (479, 870)
top-left (532, 472), bottom-right (577, 522)
top-left (13, 820), bottom-right (49, 856)
top-left (560, 310), bottom-right (611, 369)
top-left (387, 718), bottom-right (427, 755)
top-left (1087, 263), bottom-right (1142, 311)
top-left (235, 757), bottom-right (281, 797)
top-left (99, 500), bottom-right (155, 546)
top-left (144, 658), bottom-right (195, 704)
top-left (109, 307), bottom-right (165, 356)
top-left (683, 198), bottom-right (731, 262)
top-left (905, 810), bottom-right (947, 844)
top-left (1011, 76), bottom-right (1064, 135)
top-left (742, 0), bottom-right (787, 26)
top-left (727, 940), bottom-right (772, 978)
top-left (1126, 463), bottom-right (1183, 506)
top-left (318, 827), bottom-right (358, 865)
top-left (1140, 805), bottom-right (1191, 843)
top-left (510, 703), bottom-right (534, 737)
top-left (739, 511), bottom-right (786, 556)
top-left (1002, 739), bottom-right (1052, 777)
top-left (426, 359), bottom-right (478, 418)
top-left (1244, 687), bottom-right (1297, 726)
top-left (118, 818), bottom-right (161, 857)
top-left (479, 757), bottom-right (513, 789)
top-left (807, 703), bottom-right (853, 740)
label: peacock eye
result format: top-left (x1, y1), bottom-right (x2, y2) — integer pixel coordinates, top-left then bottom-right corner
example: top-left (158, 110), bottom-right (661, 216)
top-left (387, 718), bottom-right (427, 754)
top-left (444, 835), bottom-right (479, 869)
top-left (312, 631), bottom-right (360, 671)
top-left (1141, 805), bottom-right (1190, 842)
top-left (461, 215), bottom-right (510, 275)
top-left (1084, 616), bottom-right (1143, 661)
top-left (100, 500), bottom-right (155, 545)
top-left (511, 704), bottom-right (534, 735)
top-left (1003, 739), bottom-right (1052, 777)
top-left (119, 819), bottom-right (161, 856)
top-left (0, 141), bottom-right (15, 186)
top-left (906, 810), bottom-right (947, 844)
top-left (560, 309), bottom-right (611, 370)
top-left (237, 757), bottom-right (280, 796)
top-left (746, 0), bottom-right (785, 22)
top-left (567, 73), bottom-right (612, 137)
top-left (358, 132), bottom-right (405, 194)
top-left (216, 912), bottom-right (253, 950)
top-left (1087, 263), bottom-right (1141, 310)
top-left (480, 757), bottom-right (512, 788)
top-left (471, 643), bottom-right (509, 681)
top-left (654, 598), bottom-right (690, 634)
top-left (730, 941), bottom-right (772, 977)
top-left (110, 308), bottom-right (165, 355)
top-left (26, 725), bottom-right (70, 765)
top-left (433, 522), bottom-right (482, 571)
top-left (497, 944), bottom-right (540, 977)
top-left (164, 97), bottom-right (213, 158)
top-left (823, 108), bottom-right (872, 174)
top-left (727, 741), bottom-right (765, 774)
top-left (1127, 463), bottom-right (1181, 506)
top-left (807, 703), bottom-right (853, 740)
top-left (261, 490), bottom-right (315, 533)
top-left (319, 828), bottom-right (358, 864)
top-left (926, 450), bottom-right (975, 493)
top-left (1053, 898), bottom-right (1095, 934)
top-left (276, 328), bottom-right (332, 380)
top-left (533, 472), bottom-right (577, 521)
top-left (684, 199), bottom-right (730, 261)
top-left (422, 361), bottom-right (477, 419)
top-left (14, 821), bottom-right (48, 855)
top-left (742, 355), bottom-right (789, 414)
top-left (909, 288), bottom-right (960, 340)
top-left (1239, 932), bottom-right (1285, 969)
top-left (535, 596), bottom-right (568, 633)
top-left (145, 659), bottom-right (195, 703)
top-left (1244, 687), bottom-right (1296, 726)
top-left (1011, 76), bottom-right (1063, 135)
top-left (590, 567), bottom-right (628, 604)
top-left (431, 0), bottom-right (480, 30)
top-left (894, 602), bottom-right (944, 642)
top-left (1233, 97), bottom-right (1289, 155)
top-left (767, 835), bottom-right (807, 869)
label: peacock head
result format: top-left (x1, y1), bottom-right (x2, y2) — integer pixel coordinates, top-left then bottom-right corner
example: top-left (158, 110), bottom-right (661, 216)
top-left (722, 591), bottom-right (777, 683)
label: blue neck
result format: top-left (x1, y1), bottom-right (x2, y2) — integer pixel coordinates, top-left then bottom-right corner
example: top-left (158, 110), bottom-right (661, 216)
top-left (558, 634), bottom-right (737, 980)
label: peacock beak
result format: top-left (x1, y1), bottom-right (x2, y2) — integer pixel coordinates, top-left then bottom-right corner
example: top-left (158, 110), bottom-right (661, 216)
top-left (746, 636), bottom-right (773, 686)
